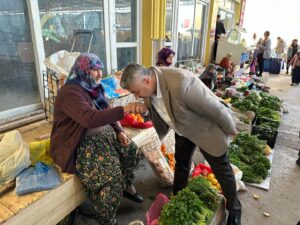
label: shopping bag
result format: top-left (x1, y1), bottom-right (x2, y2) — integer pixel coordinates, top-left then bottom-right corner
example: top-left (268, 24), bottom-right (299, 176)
top-left (0, 130), bottom-right (31, 184)
top-left (15, 162), bottom-right (61, 195)
top-left (29, 139), bottom-right (53, 165)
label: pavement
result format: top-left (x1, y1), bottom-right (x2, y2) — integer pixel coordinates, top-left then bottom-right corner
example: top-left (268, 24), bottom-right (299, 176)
top-left (4, 72), bottom-right (299, 225)
top-left (72, 72), bottom-right (300, 225)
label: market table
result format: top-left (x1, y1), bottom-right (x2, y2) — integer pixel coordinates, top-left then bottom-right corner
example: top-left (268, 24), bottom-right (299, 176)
top-left (0, 127), bottom-right (156, 225)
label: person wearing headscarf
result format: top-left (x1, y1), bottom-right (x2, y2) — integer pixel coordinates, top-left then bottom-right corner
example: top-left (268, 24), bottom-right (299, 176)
top-left (287, 39), bottom-right (299, 74)
top-left (156, 47), bottom-right (175, 67)
top-left (50, 53), bottom-right (143, 225)
top-left (199, 64), bottom-right (217, 91)
top-left (219, 53), bottom-right (234, 75)
top-left (288, 50), bottom-right (300, 86)
top-left (274, 37), bottom-right (286, 58)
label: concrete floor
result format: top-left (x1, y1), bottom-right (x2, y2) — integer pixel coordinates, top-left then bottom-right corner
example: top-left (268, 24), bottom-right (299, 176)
top-left (72, 72), bottom-right (300, 225)
top-left (4, 72), bottom-right (299, 225)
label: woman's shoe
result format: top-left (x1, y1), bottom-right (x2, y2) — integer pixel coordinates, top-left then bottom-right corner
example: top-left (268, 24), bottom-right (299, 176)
top-left (123, 190), bottom-right (144, 203)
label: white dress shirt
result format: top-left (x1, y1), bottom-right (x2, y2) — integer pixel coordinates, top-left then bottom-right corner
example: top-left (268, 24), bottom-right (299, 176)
top-left (151, 73), bottom-right (181, 135)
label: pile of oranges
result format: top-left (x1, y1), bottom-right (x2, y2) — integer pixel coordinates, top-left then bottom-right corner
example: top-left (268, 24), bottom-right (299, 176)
top-left (206, 173), bottom-right (221, 191)
top-left (129, 113), bottom-right (144, 123)
top-left (160, 144), bottom-right (175, 171)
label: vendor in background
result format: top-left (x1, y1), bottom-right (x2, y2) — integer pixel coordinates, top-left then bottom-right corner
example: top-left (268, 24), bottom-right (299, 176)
top-left (199, 63), bottom-right (217, 91)
top-left (288, 49), bottom-right (300, 86)
top-left (213, 15), bottom-right (226, 62)
top-left (257, 31), bottom-right (272, 76)
top-left (274, 37), bottom-right (286, 58)
top-left (252, 33), bottom-right (257, 42)
top-left (256, 38), bottom-right (264, 76)
top-left (156, 47), bottom-right (175, 67)
top-left (286, 39), bottom-right (299, 74)
top-left (249, 50), bottom-right (258, 75)
top-left (219, 53), bottom-right (234, 79)
top-left (50, 53), bottom-right (144, 225)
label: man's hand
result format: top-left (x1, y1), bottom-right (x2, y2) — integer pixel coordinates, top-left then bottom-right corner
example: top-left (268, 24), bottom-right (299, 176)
top-left (123, 102), bottom-right (148, 114)
top-left (117, 132), bottom-right (130, 147)
top-left (230, 129), bottom-right (239, 137)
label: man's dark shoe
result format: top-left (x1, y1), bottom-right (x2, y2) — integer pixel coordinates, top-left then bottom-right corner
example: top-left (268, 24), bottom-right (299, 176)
top-left (227, 210), bottom-right (241, 225)
top-left (123, 190), bottom-right (144, 203)
top-left (296, 157), bottom-right (300, 167)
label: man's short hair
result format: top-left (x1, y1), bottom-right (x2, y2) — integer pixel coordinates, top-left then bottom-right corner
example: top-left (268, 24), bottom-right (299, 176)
top-left (217, 15), bottom-right (221, 18)
top-left (120, 63), bottom-right (151, 89)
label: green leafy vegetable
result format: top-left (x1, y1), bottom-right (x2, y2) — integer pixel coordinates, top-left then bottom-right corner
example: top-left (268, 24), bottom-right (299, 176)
top-left (159, 188), bottom-right (213, 225)
top-left (229, 132), bottom-right (271, 183)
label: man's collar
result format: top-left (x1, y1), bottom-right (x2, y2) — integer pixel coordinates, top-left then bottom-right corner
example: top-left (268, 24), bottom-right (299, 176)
top-left (152, 69), bottom-right (162, 99)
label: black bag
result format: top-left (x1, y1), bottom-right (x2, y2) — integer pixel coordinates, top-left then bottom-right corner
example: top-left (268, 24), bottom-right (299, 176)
top-left (269, 58), bottom-right (282, 74)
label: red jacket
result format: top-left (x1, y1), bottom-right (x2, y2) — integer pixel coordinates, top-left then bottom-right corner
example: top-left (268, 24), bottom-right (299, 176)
top-left (219, 57), bottom-right (233, 71)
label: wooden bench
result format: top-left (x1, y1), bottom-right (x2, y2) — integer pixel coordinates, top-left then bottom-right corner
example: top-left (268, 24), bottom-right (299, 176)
top-left (0, 127), bottom-right (156, 225)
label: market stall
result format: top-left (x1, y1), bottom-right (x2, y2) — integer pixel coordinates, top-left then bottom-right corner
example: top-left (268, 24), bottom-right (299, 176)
top-left (216, 27), bottom-right (256, 66)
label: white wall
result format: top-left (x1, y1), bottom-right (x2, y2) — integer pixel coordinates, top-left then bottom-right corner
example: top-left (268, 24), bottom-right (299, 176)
top-left (243, 0), bottom-right (300, 48)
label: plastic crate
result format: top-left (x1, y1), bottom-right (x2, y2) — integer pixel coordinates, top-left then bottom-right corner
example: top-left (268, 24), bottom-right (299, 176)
top-left (252, 117), bottom-right (279, 148)
top-left (146, 193), bottom-right (169, 225)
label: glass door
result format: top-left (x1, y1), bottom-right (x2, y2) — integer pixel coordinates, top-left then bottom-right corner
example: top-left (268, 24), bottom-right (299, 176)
top-left (0, 0), bottom-right (42, 120)
top-left (192, 0), bottom-right (208, 60)
top-left (38, 0), bottom-right (107, 74)
top-left (109, 0), bottom-right (139, 72)
top-left (176, 0), bottom-right (208, 64)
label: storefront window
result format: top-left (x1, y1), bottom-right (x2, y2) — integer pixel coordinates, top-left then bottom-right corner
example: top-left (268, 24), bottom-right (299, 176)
top-left (177, 0), bottom-right (195, 62)
top-left (193, 2), bottom-right (206, 59)
top-left (0, 0), bottom-right (41, 119)
top-left (165, 0), bottom-right (173, 45)
top-left (176, 0), bottom-right (207, 64)
top-left (115, 0), bottom-right (136, 43)
top-left (38, 0), bottom-right (107, 73)
top-left (218, 0), bottom-right (236, 31)
top-left (117, 47), bottom-right (136, 70)
top-left (114, 0), bottom-right (138, 70)
top-left (218, 9), bottom-right (234, 31)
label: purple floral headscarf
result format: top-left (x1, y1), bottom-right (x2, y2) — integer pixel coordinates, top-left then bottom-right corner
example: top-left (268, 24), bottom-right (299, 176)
top-left (66, 53), bottom-right (109, 110)
top-left (156, 47), bottom-right (175, 66)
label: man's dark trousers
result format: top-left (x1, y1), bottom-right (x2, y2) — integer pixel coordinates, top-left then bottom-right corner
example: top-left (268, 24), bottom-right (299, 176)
top-left (173, 133), bottom-right (241, 212)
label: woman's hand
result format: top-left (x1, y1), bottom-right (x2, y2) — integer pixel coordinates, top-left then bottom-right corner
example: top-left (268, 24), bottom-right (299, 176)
top-left (117, 132), bottom-right (130, 147)
top-left (123, 102), bottom-right (148, 114)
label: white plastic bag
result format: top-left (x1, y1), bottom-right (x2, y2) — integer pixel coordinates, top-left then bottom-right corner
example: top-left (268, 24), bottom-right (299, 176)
top-left (231, 164), bottom-right (247, 191)
top-left (44, 50), bottom-right (80, 80)
top-left (0, 130), bottom-right (31, 184)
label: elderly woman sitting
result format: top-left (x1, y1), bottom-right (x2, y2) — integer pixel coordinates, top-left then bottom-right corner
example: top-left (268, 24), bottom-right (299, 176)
top-left (50, 53), bottom-right (143, 225)
top-left (199, 64), bottom-right (217, 91)
top-left (219, 53), bottom-right (234, 78)
top-left (156, 47), bottom-right (175, 67)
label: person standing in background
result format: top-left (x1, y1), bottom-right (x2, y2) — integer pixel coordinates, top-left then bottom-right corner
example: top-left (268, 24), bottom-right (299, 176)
top-left (288, 50), bottom-right (300, 86)
top-left (253, 33), bottom-right (257, 42)
top-left (275, 37), bottom-right (286, 58)
top-left (256, 38), bottom-right (264, 76)
top-left (213, 15), bottom-right (226, 62)
top-left (257, 31), bottom-right (272, 75)
top-left (286, 39), bottom-right (299, 74)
